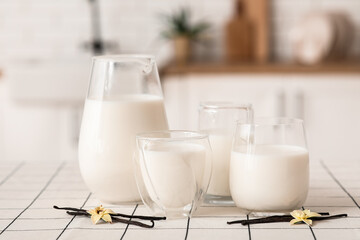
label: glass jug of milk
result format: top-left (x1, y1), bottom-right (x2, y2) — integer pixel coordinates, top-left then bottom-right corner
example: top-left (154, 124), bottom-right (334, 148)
top-left (78, 55), bottom-right (168, 204)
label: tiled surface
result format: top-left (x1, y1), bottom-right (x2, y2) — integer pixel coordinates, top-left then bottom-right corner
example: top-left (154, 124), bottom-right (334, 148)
top-left (0, 160), bottom-right (359, 239)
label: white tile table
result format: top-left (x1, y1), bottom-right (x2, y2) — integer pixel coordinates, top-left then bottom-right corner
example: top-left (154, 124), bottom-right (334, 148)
top-left (0, 160), bottom-right (359, 240)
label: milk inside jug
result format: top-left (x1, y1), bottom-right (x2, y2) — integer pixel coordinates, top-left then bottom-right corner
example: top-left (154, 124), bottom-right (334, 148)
top-left (78, 55), bottom-right (168, 204)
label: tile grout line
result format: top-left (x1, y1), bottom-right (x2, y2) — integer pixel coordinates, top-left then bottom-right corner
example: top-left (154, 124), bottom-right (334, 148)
top-left (120, 204), bottom-right (138, 240)
top-left (320, 160), bottom-right (360, 209)
top-left (0, 161), bottom-right (25, 186)
top-left (302, 206), bottom-right (316, 240)
top-left (0, 162), bottom-right (66, 235)
top-left (56, 192), bottom-right (92, 240)
top-left (5, 227), bottom-right (360, 232)
top-left (246, 215), bottom-right (251, 240)
top-left (2, 205), bottom-right (356, 211)
top-left (184, 217), bottom-right (191, 240)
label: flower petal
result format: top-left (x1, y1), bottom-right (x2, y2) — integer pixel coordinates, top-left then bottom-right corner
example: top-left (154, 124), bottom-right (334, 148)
top-left (96, 206), bottom-right (104, 212)
top-left (104, 209), bottom-right (115, 214)
top-left (91, 214), bottom-right (102, 224)
top-left (290, 211), bottom-right (298, 218)
top-left (303, 219), bottom-right (312, 226)
top-left (290, 210), bottom-right (302, 219)
top-left (290, 219), bottom-right (301, 225)
top-left (102, 213), bottom-right (112, 223)
top-left (307, 212), bottom-right (321, 218)
top-left (303, 209), bottom-right (311, 215)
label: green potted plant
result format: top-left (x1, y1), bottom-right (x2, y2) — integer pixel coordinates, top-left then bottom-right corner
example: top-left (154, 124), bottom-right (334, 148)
top-left (160, 7), bottom-right (210, 64)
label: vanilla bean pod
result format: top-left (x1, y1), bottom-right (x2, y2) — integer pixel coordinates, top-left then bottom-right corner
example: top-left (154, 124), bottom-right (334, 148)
top-left (53, 205), bottom-right (87, 212)
top-left (111, 213), bottom-right (166, 221)
top-left (228, 216), bottom-right (292, 225)
top-left (227, 212), bottom-right (345, 226)
top-left (65, 211), bottom-right (154, 228)
top-left (306, 214), bottom-right (348, 221)
top-left (66, 211), bottom-right (89, 216)
top-left (54, 205), bottom-right (165, 221)
top-left (107, 217), bottom-right (155, 228)
top-left (54, 205), bottom-right (165, 228)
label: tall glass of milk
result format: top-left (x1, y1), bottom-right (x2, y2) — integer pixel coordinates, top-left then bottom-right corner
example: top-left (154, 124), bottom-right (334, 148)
top-left (199, 102), bottom-right (253, 206)
top-left (230, 118), bottom-right (309, 213)
top-left (134, 131), bottom-right (212, 219)
top-left (78, 55), bottom-right (168, 204)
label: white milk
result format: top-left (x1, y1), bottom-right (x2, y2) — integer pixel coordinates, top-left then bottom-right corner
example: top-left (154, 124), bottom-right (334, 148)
top-left (78, 95), bottom-right (168, 204)
top-left (141, 142), bottom-right (206, 209)
top-left (207, 134), bottom-right (232, 196)
top-left (230, 145), bottom-right (309, 212)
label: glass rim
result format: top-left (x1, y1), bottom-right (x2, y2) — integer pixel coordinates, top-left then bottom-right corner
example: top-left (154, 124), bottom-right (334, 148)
top-left (237, 117), bottom-right (304, 126)
top-left (92, 54), bottom-right (155, 62)
top-left (136, 130), bottom-right (208, 141)
top-left (199, 102), bottom-right (252, 110)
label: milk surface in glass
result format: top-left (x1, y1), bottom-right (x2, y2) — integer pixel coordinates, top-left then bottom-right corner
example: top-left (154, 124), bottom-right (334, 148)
top-left (230, 144), bottom-right (309, 212)
top-left (79, 94), bottom-right (168, 204)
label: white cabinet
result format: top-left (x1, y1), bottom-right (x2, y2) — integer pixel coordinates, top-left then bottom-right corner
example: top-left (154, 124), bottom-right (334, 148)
top-left (0, 58), bottom-right (89, 162)
top-left (0, 81), bottom-right (81, 162)
top-left (163, 74), bottom-right (286, 130)
top-left (292, 76), bottom-right (360, 161)
top-left (162, 73), bottom-right (360, 161)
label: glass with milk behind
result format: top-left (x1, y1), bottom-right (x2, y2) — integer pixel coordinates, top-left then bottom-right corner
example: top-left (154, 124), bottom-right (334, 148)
top-left (230, 118), bottom-right (309, 213)
top-left (199, 102), bottom-right (253, 205)
top-left (78, 55), bottom-right (168, 204)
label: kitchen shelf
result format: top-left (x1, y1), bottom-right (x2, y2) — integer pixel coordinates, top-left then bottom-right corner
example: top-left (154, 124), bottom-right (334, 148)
top-left (161, 61), bottom-right (360, 76)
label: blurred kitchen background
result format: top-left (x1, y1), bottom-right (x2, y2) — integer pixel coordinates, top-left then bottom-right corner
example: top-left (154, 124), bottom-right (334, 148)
top-left (0, 0), bottom-right (359, 162)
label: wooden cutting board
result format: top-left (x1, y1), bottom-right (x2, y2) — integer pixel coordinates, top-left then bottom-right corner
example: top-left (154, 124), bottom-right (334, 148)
top-left (244, 0), bottom-right (269, 62)
top-left (225, 9), bottom-right (253, 62)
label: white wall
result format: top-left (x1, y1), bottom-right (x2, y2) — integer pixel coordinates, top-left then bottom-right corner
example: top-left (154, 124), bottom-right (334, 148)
top-left (0, 0), bottom-right (359, 62)
top-left (0, 0), bottom-right (359, 161)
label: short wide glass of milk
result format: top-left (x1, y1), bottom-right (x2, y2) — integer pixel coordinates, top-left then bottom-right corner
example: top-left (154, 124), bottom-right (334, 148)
top-left (199, 102), bottom-right (253, 206)
top-left (134, 131), bottom-right (212, 219)
top-left (230, 118), bottom-right (309, 213)
top-left (78, 55), bottom-right (168, 204)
